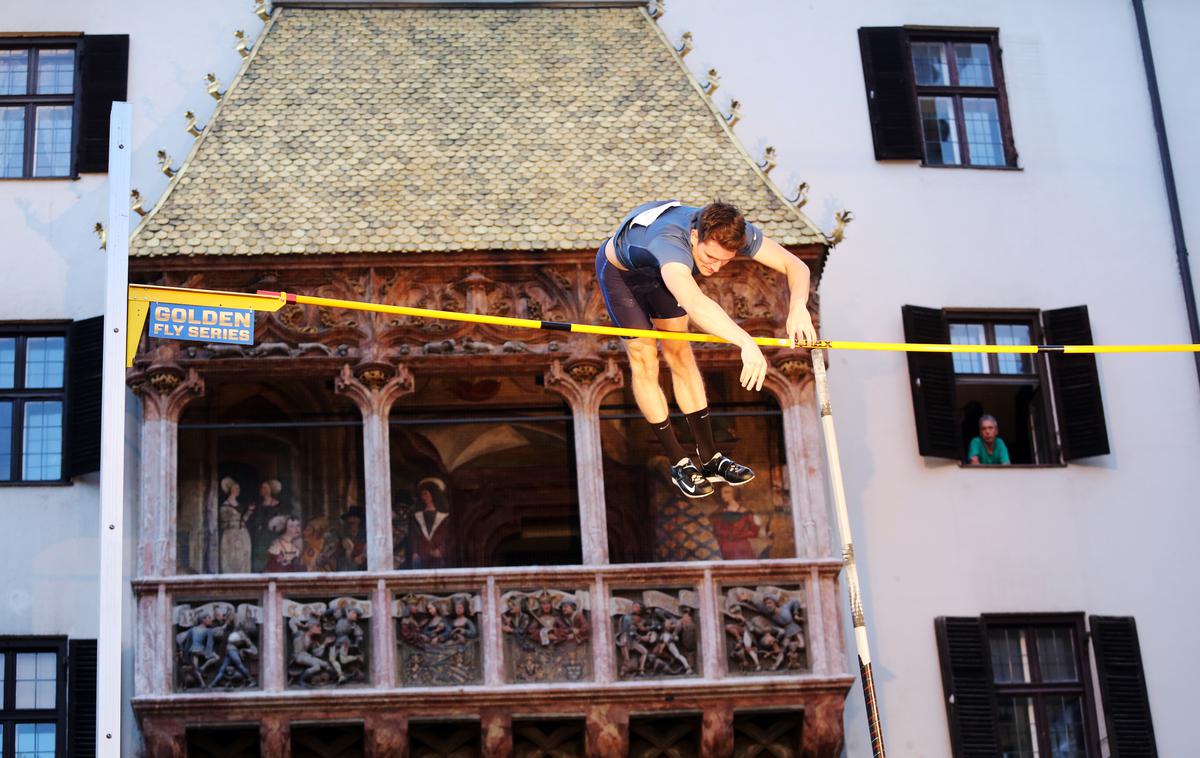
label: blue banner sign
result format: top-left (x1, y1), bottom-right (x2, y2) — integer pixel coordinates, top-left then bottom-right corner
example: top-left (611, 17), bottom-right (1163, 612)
top-left (148, 303), bottom-right (255, 345)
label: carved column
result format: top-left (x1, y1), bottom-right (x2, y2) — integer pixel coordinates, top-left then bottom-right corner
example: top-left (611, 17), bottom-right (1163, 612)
top-left (130, 361), bottom-right (204, 577)
top-left (545, 358), bottom-right (624, 566)
top-left (585, 703), bottom-right (628, 757)
top-left (142, 717), bottom-right (186, 758)
top-left (335, 362), bottom-right (415, 571)
top-left (764, 359), bottom-right (832, 559)
top-left (799, 691), bottom-right (847, 758)
top-left (261, 714), bottom-right (290, 757)
top-left (366, 712), bottom-right (407, 758)
top-left (701, 702), bottom-right (734, 758)
top-left (481, 707), bottom-right (512, 758)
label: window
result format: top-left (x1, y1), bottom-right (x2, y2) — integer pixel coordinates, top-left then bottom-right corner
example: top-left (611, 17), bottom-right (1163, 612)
top-left (1, 326), bottom-right (67, 482)
top-left (0, 638), bottom-right (66, 758)
top-left (936, 615), bottom-right (1156, 758)
top-left (600, 370), bottom-right (795, 564)
top-left (901, 306), bottom-right (1110, 464)
top-left (859, 27), bottom-right (1017, 167)
top-left (0, 35), bottom-right (128, 178)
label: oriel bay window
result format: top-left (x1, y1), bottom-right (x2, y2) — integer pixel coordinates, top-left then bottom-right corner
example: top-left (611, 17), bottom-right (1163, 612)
top-left (902, 306), bottom-right (1110, 464)
top-left (389, 374), bottom-right (580, 569)
top-left (601, 370), bottom-right (795, 564)
top-left (177, 379), bottom-right (366, 574)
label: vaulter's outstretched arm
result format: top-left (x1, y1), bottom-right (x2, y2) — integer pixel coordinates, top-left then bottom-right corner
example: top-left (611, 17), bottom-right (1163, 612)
top-left (660, 262), bottom-right (769, 392)
top-left (748, 237), bottom-right (818, 346)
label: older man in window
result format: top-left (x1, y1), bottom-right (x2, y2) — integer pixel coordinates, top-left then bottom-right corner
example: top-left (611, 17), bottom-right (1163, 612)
top-left (967, 414), bottom-right (1010, 465)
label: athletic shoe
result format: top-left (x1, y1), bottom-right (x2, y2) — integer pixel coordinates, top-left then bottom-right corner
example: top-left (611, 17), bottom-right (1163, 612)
top-left (670, 458), bottom-right (714, 499)
top-left (701, 453), bottom-right (756, 486)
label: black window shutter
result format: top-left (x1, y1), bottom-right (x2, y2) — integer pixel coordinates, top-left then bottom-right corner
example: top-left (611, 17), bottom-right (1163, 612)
top-left (1042, 306), bottom-right (1110, 459)
top-left (935, 617), bottom-right (1001, 758)
top-left (1090, 616), bottom-right (1157, 757)
top-left (901, 305), bottom-right (958, 458)
top-left (76, 35), bottom-right (130, 173)
top-left (67, 639), bottom-right (98, 757)
top-left (858, 27), bottom-right (922, 160)
top-left (67, 316), bottom-right (104, 477)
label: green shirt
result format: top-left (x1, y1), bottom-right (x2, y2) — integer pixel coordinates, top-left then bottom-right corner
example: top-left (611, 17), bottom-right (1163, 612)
top-left (968, 436), bottom-right (1010, 465)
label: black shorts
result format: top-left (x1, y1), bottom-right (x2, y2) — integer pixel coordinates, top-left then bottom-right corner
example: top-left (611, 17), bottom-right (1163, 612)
top-left (595, 241), bottom-right (686, 336)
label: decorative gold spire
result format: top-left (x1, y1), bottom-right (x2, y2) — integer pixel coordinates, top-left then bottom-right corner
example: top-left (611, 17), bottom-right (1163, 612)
top-left (156, 149), bottom-right (176, 177)
top-left (205, 73), bottom-right (223, 100)
top-left (789, 181), bottom-right (809, 209)
top-left (828, 210), bottom-right (854, 247)
top-left (701, 68), bottom-right (719, 95)
top-left (724, 99), bottom-right (741, 128)
top-left (254, 0), bottom-right (271, 22)
top-left (234, 30), bottom-right (251, 59)
top-left (757, 145), bottom-right (777, 174)
top-left (676, 31), bottom-right (692, 57)
top-left (648, 0), bottom-right (664, 21)
top-left (93, 222), bottom-right (106, 250)
top-left (131, 189), bottom-right (147, 217)
top-left (184, 110), bottom-right (201, 137)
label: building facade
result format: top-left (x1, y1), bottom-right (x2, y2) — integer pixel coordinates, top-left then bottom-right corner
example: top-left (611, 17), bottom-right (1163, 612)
top-left (1, 0), bottom-right (1196, 756)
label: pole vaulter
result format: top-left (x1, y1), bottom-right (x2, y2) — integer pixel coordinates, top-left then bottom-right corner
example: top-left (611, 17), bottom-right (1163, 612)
top-left (123, 283), bottom-right (1200, 758)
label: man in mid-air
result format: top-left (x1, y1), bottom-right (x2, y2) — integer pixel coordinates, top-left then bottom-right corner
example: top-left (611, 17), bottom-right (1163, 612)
top-left (596, 200), bottom-right (816, 498)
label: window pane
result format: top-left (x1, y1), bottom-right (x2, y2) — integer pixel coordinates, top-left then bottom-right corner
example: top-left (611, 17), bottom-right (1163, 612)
top-left (964, 97), bottom-right (1005, 167)
top-left (22, 400), bottom-right (63, 481)
top-left (0, 107), bottom-right (26, 178)
top-left (33, 105), bottom-right (73, 177)
top-left (997, 696), bottom-right (1040, 758)
top-left (24, 336), bottom-right (65, 388)
top-left (1035, 627), bottom-right (1078, 682)
top-left (912, 42), bottom-right (949, 85)
top-left (919, 96), bottom-right (961, 166)
top-left (950, 323), bottom-right (988, 374)
top-left (0, 337), bottom-right (14, 387)
top-left (989, 627), bottom-right (1031, 683)
top-left (1046, 695), bottom-right (1087, 757)
top-left (15, 722), bottom-right (56, 758)
top-left (35, 49), bottom-right (75, 95)
top-left (0, 49), bottom-right (30, 95)
top-left (995, 323), bottom-right (1032, 374)
top-left (15, 651), bottom-right (56, 708)
top-left (0, 402), bottom-right (11, 481)
top-left (955, 42), bottom-right (995, 86)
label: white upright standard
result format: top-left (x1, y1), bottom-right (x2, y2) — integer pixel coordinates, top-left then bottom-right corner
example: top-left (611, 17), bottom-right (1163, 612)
top-left (98, 101), bottom-right (132, 757)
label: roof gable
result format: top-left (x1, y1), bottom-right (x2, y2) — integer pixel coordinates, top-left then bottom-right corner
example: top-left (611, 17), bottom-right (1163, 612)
top-left (132, 6), bottom-right (825, 257)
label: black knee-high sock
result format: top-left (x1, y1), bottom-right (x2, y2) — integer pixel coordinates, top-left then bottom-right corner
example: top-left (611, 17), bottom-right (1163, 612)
top-left (650, 418), bottom-right (690, 465)
top-left (684, 407), bottom-right (718, 463)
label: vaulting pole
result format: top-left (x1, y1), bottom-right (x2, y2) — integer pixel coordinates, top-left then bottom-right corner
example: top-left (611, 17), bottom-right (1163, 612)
top-left (812, 349), bottom-right (886, 758)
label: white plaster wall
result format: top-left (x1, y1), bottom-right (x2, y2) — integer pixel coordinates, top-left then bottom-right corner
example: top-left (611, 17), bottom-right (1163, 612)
top-left (659, 1), bottom-right (1200, 755)
top-left (0, 0), bottom-right (259, 637)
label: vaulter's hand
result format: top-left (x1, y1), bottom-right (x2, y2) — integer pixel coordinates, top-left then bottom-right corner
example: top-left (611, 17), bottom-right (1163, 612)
top-left (740, 341), bottom-right (768, 392)
top-left (786, 306), bottom-right (817, 348)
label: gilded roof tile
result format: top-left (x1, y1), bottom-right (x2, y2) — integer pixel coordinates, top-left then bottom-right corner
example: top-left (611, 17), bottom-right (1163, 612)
top-left (132, 6), bottom-right (825, 257)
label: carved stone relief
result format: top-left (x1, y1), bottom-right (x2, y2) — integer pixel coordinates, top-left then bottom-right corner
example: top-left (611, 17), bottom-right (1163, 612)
top-left (721, 585), bottom-right (808, 674)
top-left (501, 589), bottom-right (592, 683)
top-left (172, 601), bottom-right (261, 692)
top-left (283, 597), bottom-right (371, 688)
top-left (610, 589), bottom-right (700, 679)
top-left (394, 592), bottom-right (483, 687)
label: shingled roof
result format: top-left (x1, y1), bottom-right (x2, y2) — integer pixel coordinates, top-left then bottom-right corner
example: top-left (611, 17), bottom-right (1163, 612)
top-left (131, 4), bottom-right (826, 257)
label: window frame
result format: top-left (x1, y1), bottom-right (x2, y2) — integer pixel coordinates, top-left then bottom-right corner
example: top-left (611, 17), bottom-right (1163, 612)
top-left (981, 613), bottom-right (1103, 758)
top-left (944, 308), bottom-right (1059, 465)
top-left (0, 37), bottom-right (84, 180)
top-left (0, 636), bottom-right (68, 758)
top-left (0, 322), bottom-right (71, 485)
top-left (905, 27), bottom-right (1018, 169)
